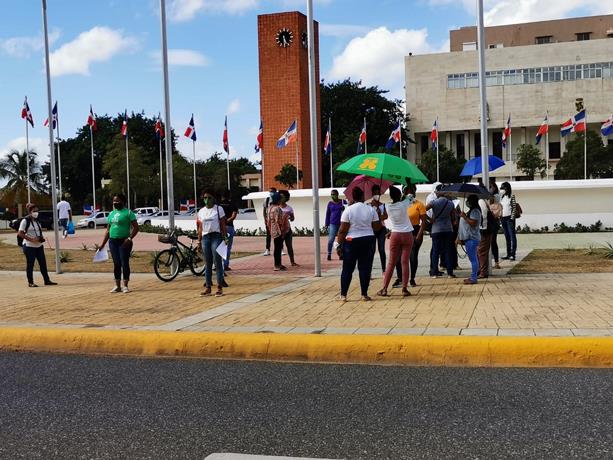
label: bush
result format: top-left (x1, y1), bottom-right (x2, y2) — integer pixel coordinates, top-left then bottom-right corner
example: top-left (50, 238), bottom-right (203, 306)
top-left (516, 220), bottom-right (609, 234)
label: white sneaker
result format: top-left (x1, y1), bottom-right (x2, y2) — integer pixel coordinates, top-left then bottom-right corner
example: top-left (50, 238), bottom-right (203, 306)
top-left (263, 249), bottom-right (270, 256)
top-left (110, 286), bottom-right (121, 293)
top-left (282, 251), bottom-right (286, 255)
top-left (122, 286), bottom-right (130, 293)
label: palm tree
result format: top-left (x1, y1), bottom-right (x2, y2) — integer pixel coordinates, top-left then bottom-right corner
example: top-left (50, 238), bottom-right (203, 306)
top-left (0, 149), bottom-right (48, 204)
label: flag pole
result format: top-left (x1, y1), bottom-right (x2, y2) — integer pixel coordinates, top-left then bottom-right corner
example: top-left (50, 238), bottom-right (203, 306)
top-left (364, 116), bottom-right (368, 154)
top-left (307, 0), bottom-right (321, 277)
top-left (226, 116), bottom-right (231, 192)
top-left (545, 112), bottom-right (549, 180)
top-left (160, 0), bottom-right (175, 229)
top-left (56, 105), bottom-right (62, 197)
top-left (89, 124), bottom-right (97, 230)
top-left (476, 0), bottom-right (490, 186)
top-left (25, 99), bottom-right (31, 203)
top-left (329, 117), bottom-right (333, 187)
top-left (584, 109), bottom-right (587, 180)
top-left (295, 120), bottom-right (300, 188)
top-left (192, 139), bottom-right (197, 210)
top-left (42, 0), bottom-right (61, 274)
top-left (125, 116), bottom-right (131, 210)
top-left (509, 116), bottom-right (512, 182)
top-left (398, 117), bottom-right (402, 158)
top-left (159, 128), bottom-right (164, 210)
top-left (436, 116), bottom-right (440, 182)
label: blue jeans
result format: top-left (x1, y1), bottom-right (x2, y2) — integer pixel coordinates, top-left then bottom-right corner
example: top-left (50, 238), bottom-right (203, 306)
top-left (340, 236), bottom-right (375, 297)
top-left (501, 216), bottom-right (517, 258)
top-left (327, 224), bottom-right (339, 255)
top-left (108, 238), bottom-right (131, 281)
top-left (203, 232), bottom-right (224, 287)
top-left (430, 231), bottom-right (454, 276)
top-left (224, 226), bottom-right (235, 269)
top-left (465, 239), bottom-right (480, 282)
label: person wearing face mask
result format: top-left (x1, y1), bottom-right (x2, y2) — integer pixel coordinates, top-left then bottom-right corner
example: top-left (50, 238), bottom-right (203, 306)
top-left (370, 184), bottom-right (388, 274)
top-left (279, 190), bottom-right (298, 266)
top-left (324, 189), bottom-right (345, 261)
top-left (197, 190), bottom-right (228, 297)
top-left (18, 203), bottom-right (57, 287)
top-left (262, 187), bottom-right (277, 256)
top-left (99, 194), bottom-right (139, 293)
top-left (499, 181), bottom-right (518, 261)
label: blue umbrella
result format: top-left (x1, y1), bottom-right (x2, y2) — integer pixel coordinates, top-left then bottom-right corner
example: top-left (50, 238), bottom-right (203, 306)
top-left (460, 155), bottom-right (505, 177)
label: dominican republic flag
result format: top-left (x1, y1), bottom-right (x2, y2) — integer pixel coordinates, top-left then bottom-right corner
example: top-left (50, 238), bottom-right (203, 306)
top-left (21, 97), bottom-right (34, 127)
top-left (502, 114), bottom-right (511, 148)
top-left (535, 115), bottom-right (549, 145)
top-left (357, 123), bottom-right (366, 154)
top-left (255, 121), bottom-right (263, 153)
top-left (430, 119), bottom-right (438, 150)
top-left (385, 121), bottom-right (401, 150)
top-left (277, 120), bottom-right (297, 149)
top-left (83, 204), bottom-right (99, 216)
top-left (87, 105), bottom-right (97, 131)
top-left (180, 199), bottom-right (195, 213)
top-left (43, 101), bottom-right (58, 129)
top-left (184, 114), bottom-right (196, 141)
top-left (223, 116), bottom-right (229, 154)
top-left (155, 116), bottom-right (165, 140)
top-left (601, 115), bottom-right (613, 137)
top-left (561, 109), bottom-right (586, 137)
top-left (121, 110), bottom-right (128, 137)
top-left (323, 127), bottom-right (331, 154)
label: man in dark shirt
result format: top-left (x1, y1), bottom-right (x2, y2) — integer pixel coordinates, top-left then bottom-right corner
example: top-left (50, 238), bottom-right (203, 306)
top-left (263, 187), bottom-right (277, 256)
top-left (220, 193), bottom-right (238, 271)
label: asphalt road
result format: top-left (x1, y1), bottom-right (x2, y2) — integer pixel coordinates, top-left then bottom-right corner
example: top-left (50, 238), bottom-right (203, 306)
top-left (1, 353), bottom-right (613, 459)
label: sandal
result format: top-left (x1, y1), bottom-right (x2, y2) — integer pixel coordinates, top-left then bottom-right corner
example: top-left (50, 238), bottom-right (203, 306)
top-left (402, 288), bottom-right (411, 297)
top-left (337, 295), bottom-right (347, 302)
top-left (376, 289), bottom-right (389, 297)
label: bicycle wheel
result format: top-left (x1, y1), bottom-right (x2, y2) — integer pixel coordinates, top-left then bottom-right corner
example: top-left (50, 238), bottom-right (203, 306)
top-left (189, 249), bottom-right (206, 276)
top-left (154, 249), bottom-right (180, 281)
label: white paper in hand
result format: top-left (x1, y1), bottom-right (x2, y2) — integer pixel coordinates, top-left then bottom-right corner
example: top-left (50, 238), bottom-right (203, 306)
top-left (93, 248), bottom-right (109, 263)
top-left (216, 241), bottom-right (229, 260)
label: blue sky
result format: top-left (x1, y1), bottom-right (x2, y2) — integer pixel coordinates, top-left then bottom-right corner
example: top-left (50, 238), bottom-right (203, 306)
top-left (0, 0), bottom-right (609, 166)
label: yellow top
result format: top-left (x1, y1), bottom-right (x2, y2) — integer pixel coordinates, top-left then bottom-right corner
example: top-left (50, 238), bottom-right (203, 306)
top-left (408, 200), bottom-right (426, 226)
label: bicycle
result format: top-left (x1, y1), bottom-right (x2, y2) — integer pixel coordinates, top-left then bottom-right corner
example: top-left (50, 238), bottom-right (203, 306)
top-left (153, 229), bottom-right (205, 282)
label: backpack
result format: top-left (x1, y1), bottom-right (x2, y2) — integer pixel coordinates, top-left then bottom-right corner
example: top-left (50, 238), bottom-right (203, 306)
top-left (16, 218), bottom-right (32, 247)
top-left (514, 202), bottom-right (523, 219)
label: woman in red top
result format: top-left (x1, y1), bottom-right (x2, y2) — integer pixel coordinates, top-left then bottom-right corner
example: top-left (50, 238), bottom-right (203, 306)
top-left (267, 192), bottom-right (289, 271)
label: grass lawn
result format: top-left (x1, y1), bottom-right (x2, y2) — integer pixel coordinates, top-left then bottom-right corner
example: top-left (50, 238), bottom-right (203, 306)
top-left (510, 248), bottom-right (613, 274)
top-left (0, 242), bottom-right (257, 274)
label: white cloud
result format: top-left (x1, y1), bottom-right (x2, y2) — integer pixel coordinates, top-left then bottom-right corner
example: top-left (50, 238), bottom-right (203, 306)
top-left (50, 26), bottom-right (138, 77)
top-left (226, 99), bottom-right (241, 115)
top-left (168, 49), bottom-right (209, 66)
top-left (0, 29), bottom-right (60, 58)
top-left (168, 0), bottom-right (258, 22)
top-left (328, 27), bottom-right (438, 94)
top-left (320, 23), bottom-right (371, 38)
top-left (1, 137), bottom-right (51, 162)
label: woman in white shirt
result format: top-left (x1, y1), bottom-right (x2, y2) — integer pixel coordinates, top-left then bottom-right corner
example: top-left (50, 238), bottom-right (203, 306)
top-left (377, 186), bottom-right (414, 297)
top-left (197, 190), bottom-right (228, 297)
top-left (336, 187), bottom-right (382, 302)
top-left (18, 203), bottom-right (57, 287)
top-left (499, 181), bottom-right (518, 261)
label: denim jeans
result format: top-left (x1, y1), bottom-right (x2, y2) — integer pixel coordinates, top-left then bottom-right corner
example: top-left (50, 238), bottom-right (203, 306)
top-left (430, 231), bottom-right (454, 276)
top-left (58, 218), bottom-right (68, 236)
top-left (224, 226), bottom-right (235, 269)
top-left (23, 245), bottom-right (50, 284)
top-left (465, 239), bottom-right (480, 282)
top-left (327, 224), bottom-right (339, 255)
top-left (108, 238), bottom-right (131, 281)
top-left (371, 229), bottom-right (387, 272)
top-left (203, 232), bottom-right (224, 287)
top-left (340, 235), bottom-right (375, 297)
top-left (501, 216), bottom-right (517, 258)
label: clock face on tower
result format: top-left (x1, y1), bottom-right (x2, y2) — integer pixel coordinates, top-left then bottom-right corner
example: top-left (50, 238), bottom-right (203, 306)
top-left (276, 28), bottom-right (293, 47)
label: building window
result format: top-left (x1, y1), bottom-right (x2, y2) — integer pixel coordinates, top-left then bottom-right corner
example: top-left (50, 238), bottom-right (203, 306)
top-left (462, 42), bottom-right (477, 51)
top-left (473, 133), bottom-right (481, 158)
top-left (488, 43), bottom-right (504, 49)
top-left (576, 32), bottom-right (591, 41)
top-left (493, 132), bottom-right (503, 158)
top-left (456, 134), bottom-right (465, 159)
top-left (549, 142), bottom-right (561, 160)
top-left (536, 36), bottom-right (553, 44)
top-left (420, 135), bottom-right (429, 154)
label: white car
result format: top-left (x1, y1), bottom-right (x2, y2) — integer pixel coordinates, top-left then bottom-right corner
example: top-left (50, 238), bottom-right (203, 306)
top-left (76, 211), bottom-right (110, 229)
top-left (134, 207), bottom-right (159, 217)
top-left (138, 210), bottom-right (180, 226)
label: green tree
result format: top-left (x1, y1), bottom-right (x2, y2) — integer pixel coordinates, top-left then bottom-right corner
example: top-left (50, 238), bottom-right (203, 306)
top-left (516, 144), bottom-right (547, 180)
top-left (0, 150), bottom-right (48, 204)
top-left (418, 145), bottom-right (466, 183)
top-left (555, 130), bottom-right (613, 179)
top-left (275, 164), bottom-right (303, 189)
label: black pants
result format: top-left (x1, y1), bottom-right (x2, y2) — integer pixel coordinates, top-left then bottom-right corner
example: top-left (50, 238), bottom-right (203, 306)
top-left (273, 235), bottom-right (284, 267)
top-left (109, 238), bottom-right (131, 281)
top-left (430, 231), bottom-right (455, 276)
top-left (341, 236), bottom-right (375, 297)
top-left (371, 229), bottom-right (387, 272)
top-left (265, 222), bottom-right (271, 250)
top-left (396, 226), bottom-right (422, 282)
top-left (491, 222), bottom-right (500, 262)
top-left (283, 230), bottom-right (295, 264)
top-left (24, 246), bottom-right (50, 284)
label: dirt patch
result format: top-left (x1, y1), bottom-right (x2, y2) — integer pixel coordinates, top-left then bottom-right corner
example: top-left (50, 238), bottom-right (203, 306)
top-left (510, 248), bottom-right (613, 274)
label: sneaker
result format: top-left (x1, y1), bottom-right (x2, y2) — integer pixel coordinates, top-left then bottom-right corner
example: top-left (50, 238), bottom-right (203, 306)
top-left (410, 279), bottom-right (417, 287)
top-left (110, 286), bottom-right (121, 293)
top-left (221, 279), bottom-right (229, 288)
top-left (447, 274), bottom-right (457, 279)
top-left (122, 286), bottom-right (130, 293)
top-left (28, 283), bottom-right (38, 288)
top-left (392, 279), bottom-right (402, 288)
top-left (200, 287), bottom-right (212, 297)
top-left (282, 251), bottom-right (286, 255)
top-left (327, 254), bottom-right (332, 261)
top-left (263, 249), bottom-right (270, 256)
top-left (463, 278), bottom-right (477, 285)
top-left (494, 263), bottom-right (501, 269)
top-left (510, 256), bottom-right (516, 261)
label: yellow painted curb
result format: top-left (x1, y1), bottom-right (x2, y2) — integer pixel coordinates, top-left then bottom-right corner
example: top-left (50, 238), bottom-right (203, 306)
top-left (2, 327), bottom-right (613, 367)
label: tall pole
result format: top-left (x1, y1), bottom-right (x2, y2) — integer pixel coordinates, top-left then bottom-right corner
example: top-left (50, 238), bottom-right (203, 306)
top-left (226, 117), bottom-right (231, 192)
top-left (545, 113), bottom-right (549, 180)
top-left (159, 135), bottom-right (164, 210)
top-left (192, 140), bottom-right (197, 209)
top-left (42, 0), bottom-right (61, 274)
top-left (89, 125), bottom-right (96, 230)
top-left (307, 0), bottom-right (321, 277)
top-left (56, 108), bottom-right (62, 197)
top-left (125, 128), bottom-right (131, 209)
top-left (25, 113), bottom-right (31, 203)
top-left (436, 116), bottom-right (440, 182)
top-left (328, 117), bottom-right (333, 187)
top-left (364, 116), bottom-right (368, 154)
top-left (295, 122), bottom-right (300, 188)
top-left (160, 0), bottom-right (175, 228)
top-left (476, 0), bottom-right (489, 186)
top-left (508, 127), bottom-right (512, 182)
top-left (584, 109), bottom-right (588, 180)
top-left (398, 117), bottom-right (403, 158)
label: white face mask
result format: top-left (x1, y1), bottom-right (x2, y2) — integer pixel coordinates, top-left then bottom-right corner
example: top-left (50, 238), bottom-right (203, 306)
top-left (31, 212), bottom-right (39, 219)
top-left (500, 190), bottom-right (506, 196)
top-left (372, 194), bottom-right (381, 201)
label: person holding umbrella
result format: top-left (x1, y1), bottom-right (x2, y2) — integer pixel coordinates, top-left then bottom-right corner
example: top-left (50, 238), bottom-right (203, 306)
top-left (457, 194), bottom-right (482, 285)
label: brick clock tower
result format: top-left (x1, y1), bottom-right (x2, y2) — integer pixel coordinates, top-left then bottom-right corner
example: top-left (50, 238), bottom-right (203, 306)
top-left (257, 12), bottom-right (322, 190)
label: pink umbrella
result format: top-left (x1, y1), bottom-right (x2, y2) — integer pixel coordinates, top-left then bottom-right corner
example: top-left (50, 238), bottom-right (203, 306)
top-left (343, 174), bottom-right (393, 201)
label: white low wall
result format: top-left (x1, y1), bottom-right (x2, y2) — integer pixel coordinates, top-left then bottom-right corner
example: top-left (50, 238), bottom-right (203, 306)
top-left (151, 179), bottom-right (613, 232)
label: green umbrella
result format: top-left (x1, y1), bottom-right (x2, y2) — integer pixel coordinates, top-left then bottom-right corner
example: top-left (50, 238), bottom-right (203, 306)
top-left (337, 153), bottom-right (429, 184)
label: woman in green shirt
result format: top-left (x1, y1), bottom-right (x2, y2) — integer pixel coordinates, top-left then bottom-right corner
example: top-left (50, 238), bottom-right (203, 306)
top-left (99, 194), bottom-right (139, 293)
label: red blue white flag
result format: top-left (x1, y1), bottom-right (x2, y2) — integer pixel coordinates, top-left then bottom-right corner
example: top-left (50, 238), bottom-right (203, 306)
top-left (181, 199), bottom-right (195, 213)
top-left (502, 114), bottom-right (511, 148)
top-left (324, 126), bottom-right (331, 154)
top-left (357, 121), bottom-right (366, 154)
top-left (87, 105), bottom-right (97, 131)
top-left (121, 110), bottom-right (128, 137)
top-left (155, 115), bottom-right (165, 140)
top-left (43, 101), bottom-right (58, 129)
top-left (430, 118), bottom-right (438, 150)
top-left (184, 114), bottom-right (196, 141)
top-left (535, 115), bottom-right (549, 145)
top-left (255, 120), bottom-right (263, 153)
top-left (223, 116), bottom-right (229, 154)
top-left (561, 109), bottom-right (586, 137)
top-left (21, 97), bottom-right (34, 127)
top-left (277, 120), bottom-right (297, 149)
top-left (600, 115), bottom-right (613, 137)
top-left (385, 121), bottom-right (401, 150)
